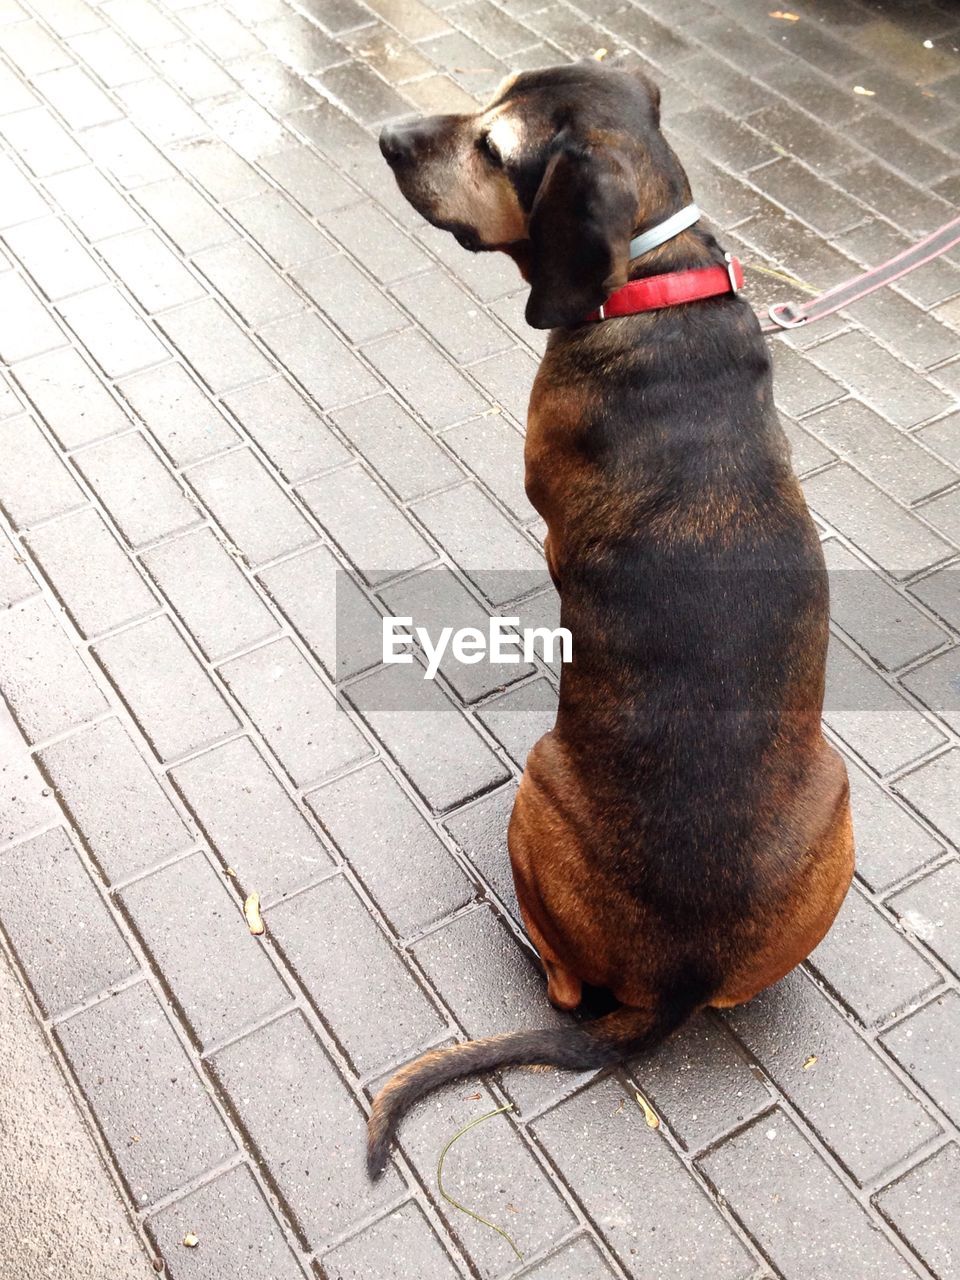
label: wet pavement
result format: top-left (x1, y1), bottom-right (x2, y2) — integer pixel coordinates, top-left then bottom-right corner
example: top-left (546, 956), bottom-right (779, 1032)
top-left (0, 0), bottom-right (958, 1276)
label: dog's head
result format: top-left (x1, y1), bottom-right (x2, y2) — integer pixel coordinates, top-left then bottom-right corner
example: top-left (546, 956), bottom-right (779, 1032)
top-left (379, 61), bottom-right (687, 328)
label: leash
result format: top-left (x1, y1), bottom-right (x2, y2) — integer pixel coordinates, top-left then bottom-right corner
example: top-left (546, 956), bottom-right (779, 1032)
top-left (760, 212), bottom-right (960, 334)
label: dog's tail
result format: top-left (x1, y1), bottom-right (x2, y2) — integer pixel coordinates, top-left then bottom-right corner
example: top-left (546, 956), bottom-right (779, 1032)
top-left (366, 977), bottom-right (708, 1178)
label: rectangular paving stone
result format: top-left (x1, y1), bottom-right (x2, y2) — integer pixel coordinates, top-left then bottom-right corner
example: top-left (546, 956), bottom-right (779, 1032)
top-left (1, 704), bottom-right (57, 845)
top-left (0, 153), bottom-right (49, 230)
top-left (414, 221), bottom-right (524, 303)
top-left (26, 507), bottom-right (158, 638)
top-left (698, 1111), bottom-right (916, 1280)
top-left (771, 344), bottom-right (843, 418)
top-left (379, 566), bottom-right (534, 703)
top-left (364, 329), bottom-right (488, 430)
top-left (134, 176), bottom-right (235, 254)
top-left (533, 1077), bottom-right (755, 1280)
top-left (0, 827), bottom-right (137, 1016)
top-left (393, 1077), bottom-right (576, 1278)
top-left (825, 634), bottom-right (947, 775)
top-left (259, 311), bottom-right (381, 410)
top-left (298, 463), bottom-right (435, 586)
top-left (257, 146), bottom-right (357, 218)
top-left (31, 64), bottom-right (119, 129)
top-left (295, 251), bottom-right (407, 346)
top-left (210, 1011), bottom-right (402, 1247)
top-left (74, 430), bottom-right (202, 548)
top-left (222, 376), bottom-right (350, 484)
top-left (192, 239), bottom-right (307, 329)
top-left (119, 362), bottom-right (239, 467)
top-left (331, 396), bottom-right (463, 503)
top-left (318, 59), bottom-right (412, 125)
top-left (115, 79), bottom-right (206, 147)
top-left (804, 464), bottom-right (953, 579)
top-left (882, 990), bottom-right (960, 1127)
top-left (268, 873), bottom-right (445, 1074)
top-left (629, 1012), bottom-right (772, 1154)
top-left (917, 487), bottom-right (960, 549)
top-left (726, 967), bottom-right (940, 1185)
top-left (319, 203), bottom-right (432, 285)
top-left (443, 783), bottom-right (519, 922)
top-left (476, 677), bottom-right (556, 769)
top-left (56, 981), bottom-right (236, 1206)
top-left (823, 540), bottom-right (949, 672)
top-left (140, 527), bottom-right (279, 662)
top-left (0, 272), bottom-right (65, 362)
top-left (66, 28), bottom-right (151, 87)
top-left (306, 760), bottom-right (472, 935)
top-left (43, 166), bottom-right (142, 242)
top-left (894, 751), bottom-right (960, 851)
top-left (81, 120), bottom-right (175, 190)
top-left (874, 1143), bottom-right (960, 1280)
top-left (98, 228), bottom-right (207, 314)
top-left (3, 215), bottom-right (107, 299)
top-left (171, 736), bottom-right (333, 905)
top-left (94, 615), bottom-right (239, 761)
top-left (158, 298), bottom-right (275, 395)
top-left (101, 0), bottom-right (180, 45)
top-left (346, 662), bottom-right (509, 813)
top-left (390, 269), bottom-right (512, 365)
top-left (257, 543), bottom-right (383, 680)
top-left (0, 596), bottom-right (106, 743)
top-left (185, 448), bottom-right (316, 568)
top-left (145, 1164), bottom-right (309, 1280)
top-left (321, 1202), bottom-right (460, 1280)
top-left (412, 482), bottom-right (549, 606)
top-left (901, 645), bottom-right (960, 734)
top-left (0, 530), bottom-right (37, 608)
top-left (120, 850), bottom-right (291, 1050)
top-left (228, 190), bottom-right (335, 271)
top-left (518, 1237), bottom-right (617, 1280)
top-left (748, 156), bottom-right (864, 236)
top-left (841, 157), bottom-right (955, 239)
top-left (442, 414), bottom-right (531, 524)
top-left (58, 285), bottom-right (168, 378)
top-left (0, 21), bottom-right (72, 76)
top-left (40, 716), bottom-right (193, 883)
top-left (847, 758), bottom-right (945, 894)
top-left (910, 564), bottom-right (960, 634)
top-left (0, 106), bottom-right (86, 175)
top-left (807, 882), bottom-right (941, 1027)
top-left (467, 346), bottom-right (537, 426)
top-left (889, 861), bottom-right (960, 980)
top-left (805, 399), bottom-right (957, 505)
top-left (808, 331), bottom-right (954, 430)
top-left (0, 412), bottom-right (85, 528)
top-left (13, 347), bottom-right (133, 449)
top-left (218, 637), bottom-right (372, 788)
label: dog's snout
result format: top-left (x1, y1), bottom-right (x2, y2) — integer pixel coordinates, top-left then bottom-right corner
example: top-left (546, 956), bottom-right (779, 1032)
top-left (379, 123), bottom-right (415, 168)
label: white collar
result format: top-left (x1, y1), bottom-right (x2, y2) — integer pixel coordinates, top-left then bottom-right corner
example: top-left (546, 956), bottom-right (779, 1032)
top-left (628, 203), bottom-right (701, 259)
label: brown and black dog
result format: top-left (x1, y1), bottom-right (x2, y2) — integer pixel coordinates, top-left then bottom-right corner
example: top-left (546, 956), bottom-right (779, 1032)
top-left (368, 60), bottom-right (854, 1175)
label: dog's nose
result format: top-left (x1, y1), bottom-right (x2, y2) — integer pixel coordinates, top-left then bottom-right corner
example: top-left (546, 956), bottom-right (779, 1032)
top-left (379, 123), bottom-right (415, 167)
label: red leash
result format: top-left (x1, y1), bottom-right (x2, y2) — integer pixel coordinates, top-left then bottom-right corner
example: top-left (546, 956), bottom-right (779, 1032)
top-left (760, 212), bottom-right (960, 333)
top-left (584, 213), bottom-right (960, 333)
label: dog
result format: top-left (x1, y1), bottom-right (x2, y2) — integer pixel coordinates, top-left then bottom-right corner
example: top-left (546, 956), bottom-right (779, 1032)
top-left (368, 60), bottom-right (854, 1176)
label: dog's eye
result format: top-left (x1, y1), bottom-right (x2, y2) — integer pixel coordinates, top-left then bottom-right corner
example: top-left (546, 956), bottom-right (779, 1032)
top-left (477, 132), bottom-right (503, 167)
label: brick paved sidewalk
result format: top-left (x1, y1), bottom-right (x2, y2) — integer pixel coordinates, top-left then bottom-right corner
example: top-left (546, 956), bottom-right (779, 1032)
top-left (0, 0), bottom-right (958, 1275)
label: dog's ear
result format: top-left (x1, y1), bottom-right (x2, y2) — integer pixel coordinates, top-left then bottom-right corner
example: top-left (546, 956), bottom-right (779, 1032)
top-left (525, 134), bottom-right (637, 330)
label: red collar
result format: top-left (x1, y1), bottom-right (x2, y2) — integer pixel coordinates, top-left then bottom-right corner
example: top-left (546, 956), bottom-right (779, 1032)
top-left (585, 254), bottom-right (744, 323)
